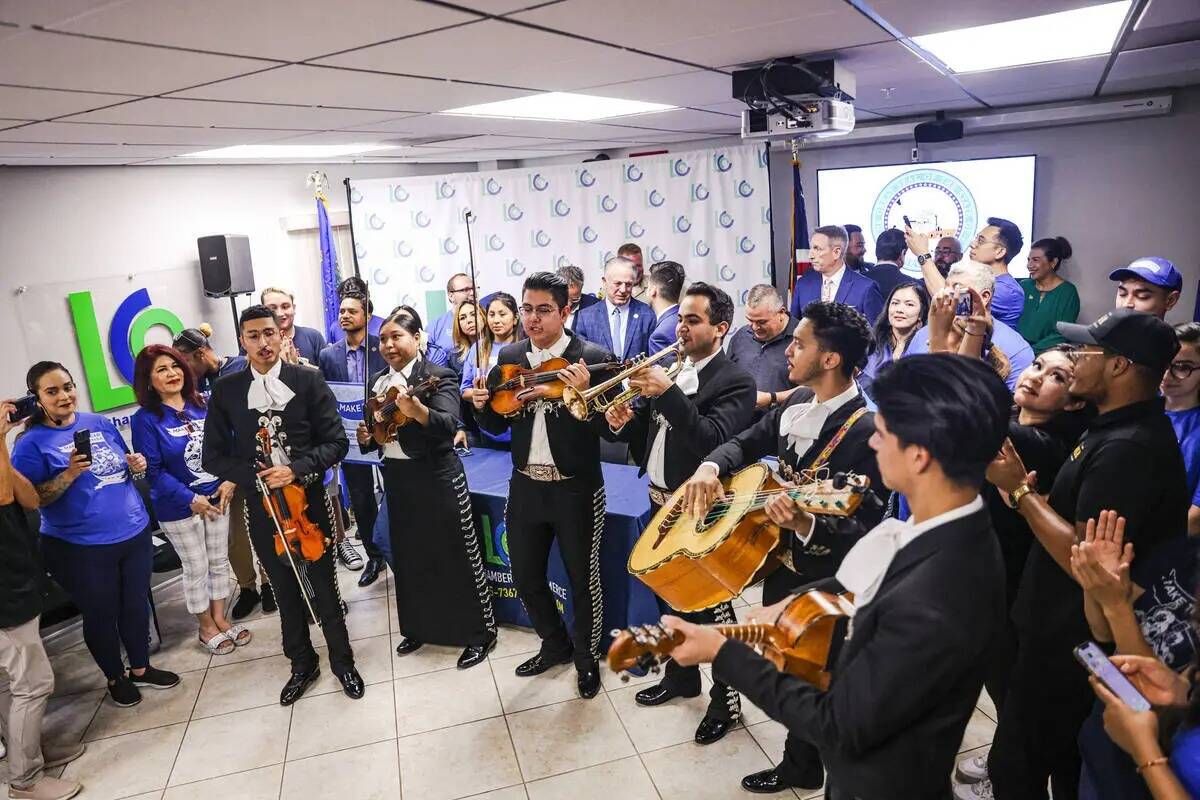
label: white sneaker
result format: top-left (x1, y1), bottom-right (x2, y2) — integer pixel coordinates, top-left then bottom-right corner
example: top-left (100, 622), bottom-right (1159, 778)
top-left (952, 778), bottom-right (994, 800)
top-left (955, 752), bottom-right (988, 783)
top-left (336, 540), bottom-right (364, 570)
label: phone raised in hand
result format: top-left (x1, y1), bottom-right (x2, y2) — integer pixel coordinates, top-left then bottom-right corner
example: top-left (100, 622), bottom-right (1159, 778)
top-left (73, 429), bottom-right (92, 462)
top-left (953, 288), bottom-right (974, 317)
top-left (7, 394), bottom-right (37, 424)
top-left (1074, 641), bottom-right (1151, 711)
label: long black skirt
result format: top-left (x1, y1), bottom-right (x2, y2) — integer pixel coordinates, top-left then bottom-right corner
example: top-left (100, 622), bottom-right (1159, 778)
top-left (383, 453), bottom-right (496, 647)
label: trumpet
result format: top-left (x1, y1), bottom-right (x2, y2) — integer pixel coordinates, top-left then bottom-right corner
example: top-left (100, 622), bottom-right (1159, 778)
top-left (563, 338), bottom-right (685, 421)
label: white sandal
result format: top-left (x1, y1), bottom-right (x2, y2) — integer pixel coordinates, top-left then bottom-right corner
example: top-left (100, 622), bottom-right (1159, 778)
top-left (225, 624), bottom-right (252, 647)
top-left (200, 631), bottom-right (235, 655)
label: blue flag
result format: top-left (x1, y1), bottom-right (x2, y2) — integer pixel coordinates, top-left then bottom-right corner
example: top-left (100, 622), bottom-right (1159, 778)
top-left (317, 196), bottom-right (342, 343)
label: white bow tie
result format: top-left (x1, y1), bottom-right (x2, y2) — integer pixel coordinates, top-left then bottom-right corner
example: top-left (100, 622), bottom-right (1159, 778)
top-left (778, 401), bottom-right (833, 457)
top-left (247, 368), bottom-right (295, 412)
top-left (835, 517), bottom-right (914, 612)
top-left (675, 358), bottom-right (699, 396)
top-left (527, 348), bottom-right (554, 368)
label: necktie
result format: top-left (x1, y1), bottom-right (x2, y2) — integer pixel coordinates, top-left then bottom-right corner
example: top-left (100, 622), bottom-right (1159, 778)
top-left (835, 517), bottom-right (914, 611)
top-left (610, 307), bottom-right (624, 359)
top-left (779, 400), bottom-right (833, 457)
top-left (821, 278), bottom-right (834, 302)
top-left (246, 366), bottom-right (295, 412)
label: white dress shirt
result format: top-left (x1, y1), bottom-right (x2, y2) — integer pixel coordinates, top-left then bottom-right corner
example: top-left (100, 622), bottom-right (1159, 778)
top-left (820, 264), bottom-right (847, 303)
top-left (836, 495), bottom-right (983, 612)
top-left (526, 332), bottom-right (571, 466)
top-left (246, 358), bottom-right (295, 413)
top-left (372, 356), bottom-right (420, 460)
top-left (778, 382), bottom-right (859, 458)
top-left (646, 350), bottom-right (716, 488)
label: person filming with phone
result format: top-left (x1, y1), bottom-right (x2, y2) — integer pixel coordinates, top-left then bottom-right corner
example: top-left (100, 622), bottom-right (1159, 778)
top-left (10, 361), bottom-right (180, 710)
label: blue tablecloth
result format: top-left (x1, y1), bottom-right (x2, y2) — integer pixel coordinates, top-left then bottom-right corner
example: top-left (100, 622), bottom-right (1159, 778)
top-left (371, 447), bottom-right (661, 643)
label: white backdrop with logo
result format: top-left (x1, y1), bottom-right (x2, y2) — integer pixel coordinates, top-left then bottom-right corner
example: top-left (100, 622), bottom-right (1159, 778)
top-left (348, 143), bottom-right (774, 325)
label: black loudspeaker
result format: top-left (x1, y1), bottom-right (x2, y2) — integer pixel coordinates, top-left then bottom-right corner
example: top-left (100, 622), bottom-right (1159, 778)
top-left (914, 111), bottom-right (964, 144)
top-left (198, 234), bottom-right (255, 297)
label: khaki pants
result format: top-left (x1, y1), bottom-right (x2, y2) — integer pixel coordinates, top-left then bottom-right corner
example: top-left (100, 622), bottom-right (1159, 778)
top-left (0, 615), bottom-right (55, 789)
top-left (227, 489), bottom-right (269, 589)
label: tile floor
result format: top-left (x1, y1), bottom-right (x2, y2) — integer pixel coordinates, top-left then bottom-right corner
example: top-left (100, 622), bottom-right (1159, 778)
top-left (3, 543), bottom-right (997, 799)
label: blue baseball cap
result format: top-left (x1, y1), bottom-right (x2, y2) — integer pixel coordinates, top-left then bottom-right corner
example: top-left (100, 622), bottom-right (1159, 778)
top-left (1108, 257), bottom-right (1182, 291)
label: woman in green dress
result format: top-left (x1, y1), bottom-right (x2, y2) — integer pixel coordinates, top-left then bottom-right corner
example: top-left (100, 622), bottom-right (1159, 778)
top-left (1017, 236), bottom-right (1080, 352)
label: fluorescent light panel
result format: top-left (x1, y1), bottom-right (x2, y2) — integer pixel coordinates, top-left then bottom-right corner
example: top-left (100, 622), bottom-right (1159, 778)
top-left (180, 143), bottom-right (397, 159)
top-left (912, 1), bottom-right (1131, 73)
top-left (442, 91), bottom-right (675, 121)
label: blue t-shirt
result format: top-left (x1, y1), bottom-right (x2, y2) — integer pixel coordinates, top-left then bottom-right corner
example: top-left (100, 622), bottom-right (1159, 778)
top-left (12, 413), bottom-right (149, 545)
top-left (131, 403), bottom-right (223, 523)
top-left (1172, 726), bottom-right (1200, 796)
top-left (1167, 406), bottom-right (1200, 506)
top-left (907, 318), bottom-right (1034, 393)
top-left (991, 272), bottom-right (1025, 328)
top-left (427, 310), bottom-right (456, 357)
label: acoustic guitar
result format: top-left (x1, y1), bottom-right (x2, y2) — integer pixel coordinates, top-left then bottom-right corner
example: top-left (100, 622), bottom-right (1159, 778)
top-left (629, 462), bottom-right (869, 612)
top-left (607, 588), bottom-right (854, 690)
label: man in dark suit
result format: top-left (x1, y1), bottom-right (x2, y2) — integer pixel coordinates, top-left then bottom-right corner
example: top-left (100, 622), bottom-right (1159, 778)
top-left (471, 272), bottom-right (619, 700)
top-left (670, 354), bottom-right (1011, 800)
top-left (604, 281), bottom-right (756, 746)
top-left (645, 260), bottom-right (684, 355)
top-left (573, 256), bottom-right (655, 360)
top-left (790, 225), bottom-right (884, 326)
top-left (681, 301), bottom-right (885, 794)
top-left (844, 223), bottom-right (873, 274)
top-left (864, 228), bottom-right (916, 299)
top-left (556, 265), bottom-right (600, 332)
top-left (203, 305), bottom-right (364, 706)
top-left (318, 293), bottom-right (389, 587)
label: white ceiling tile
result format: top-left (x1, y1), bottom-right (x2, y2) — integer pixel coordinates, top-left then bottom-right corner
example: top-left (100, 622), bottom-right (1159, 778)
top-left (605, 107), bottom-right (740, 133)
top-left (49, 0), bottom-right (480, 62)
top-left (1106, 40), bottom-right (1200, 83)
top-left (1136, 0), bottom-right (1200, 30)
top-left (957, 56), bottom-right (1107, 97)
top-left (869, 0), bottom-right (1109, 38)
top-left (315, 19), bottom-right (686, 90)
top-left (169, 64), bottom-right (535, 112)
top-left (0, 157), bottom-right (148, 165)
top-left (61, 97), bottom-right (413, 129)
top-left (446, 0), bottom-right (558, 14)
top-left (0, 29), bottom-right (273, 95)
top-left (0, 0), bottom-right (118, 27)
top-left (514, 0), bottom-right (885, 67)
top-left (0, 141), bottom-right (194, 157)
top-left (520, 138), bottom-right (658, 150)
top-left (386, 147), bottom-right (586, 162)
top-left (338, 112), bottom-right (666, 141)
top-left (575, 69), bottom-right (733, 108)
top-left (0, 121), bottom-right (292, 145)
top-left (246, 130), bottom-right (420, 146)
top-left (0, 85), bottom-right (137, 119)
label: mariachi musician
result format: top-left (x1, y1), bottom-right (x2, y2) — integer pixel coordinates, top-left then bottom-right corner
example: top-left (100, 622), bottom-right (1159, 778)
top-left (679, 300), bottom-right (884, 795)
top-left (202, 304), bottom-right (363, 707)
top-left (470, 271), bottom-right (618, 700)
top-left (358, 306), bottom-right (497, 670)
top-left (603, 281), bottom-right (756, 746)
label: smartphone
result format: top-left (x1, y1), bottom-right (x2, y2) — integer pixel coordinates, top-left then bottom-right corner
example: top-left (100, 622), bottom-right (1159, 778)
top-left (954, 288), bottom-right (973, 317)
top-left (1074, 641), bottom-right (1151, 711)
top-left (7, 394), bottom-right (37, 424)
top-left (73, 429), bottom-right (92, 461)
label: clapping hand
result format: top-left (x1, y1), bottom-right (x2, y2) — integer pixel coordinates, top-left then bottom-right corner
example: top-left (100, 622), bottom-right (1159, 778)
top-left (1070, 510), bottom-right (1134, 609)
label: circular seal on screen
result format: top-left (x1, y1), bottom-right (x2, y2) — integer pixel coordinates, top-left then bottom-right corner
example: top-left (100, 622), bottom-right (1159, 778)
top-left (870, 169), bottom-right (978, 245)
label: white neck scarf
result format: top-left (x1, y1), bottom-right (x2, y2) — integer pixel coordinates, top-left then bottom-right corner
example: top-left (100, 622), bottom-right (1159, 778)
top-left (778, 383), bottom-right (859, 457)
top-left (247, 359), bottom-right (294, 412)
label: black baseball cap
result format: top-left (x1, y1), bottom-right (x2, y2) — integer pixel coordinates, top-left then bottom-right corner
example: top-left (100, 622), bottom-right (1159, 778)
top-left (1056, 309), bottom-right (1179, 373)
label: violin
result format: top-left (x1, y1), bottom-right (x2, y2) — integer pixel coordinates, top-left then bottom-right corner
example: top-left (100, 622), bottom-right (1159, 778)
top-left (487, 357), bottom-right (622, 417)
top-left (606, 588), bottom-right (854, 690)
top-left (255, 428), bottom-right (327, 563)
top-left (365, 375), bottom-right (441, 445)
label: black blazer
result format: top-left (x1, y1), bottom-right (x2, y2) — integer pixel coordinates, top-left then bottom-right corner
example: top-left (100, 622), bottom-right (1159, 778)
top-left (609, 350), bottom-right (756, 491)
top-left (703, 388), bottom-right (884, 577)
top-left (713, 505), bottom-right (1006, 800)
top-left (474, 334), bottom-right (616, 484)
top-left (317, 335), bottom-right (387, 385)
top-left (360, 360), bottom-right (462, 461)
top-left (202, 362), bottom-right (349, 489)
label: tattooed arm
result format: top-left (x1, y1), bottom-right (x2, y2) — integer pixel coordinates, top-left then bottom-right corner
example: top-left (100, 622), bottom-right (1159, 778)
top-left (35, 452), bottom-right (90, 505)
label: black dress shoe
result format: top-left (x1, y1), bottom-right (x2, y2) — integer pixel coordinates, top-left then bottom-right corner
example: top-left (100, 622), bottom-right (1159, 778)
top-left (514, 651), bottom-right (572, 677)
top-left (741, 767), bottom-right (820, 794)
top-left (457, 637), bottom-right (496, 670)
top-left (280, 667), bottom-right (319, 706)
top-left (694, 715), bottom-right (735, 745)
top-left (338, 669), bottom-right (366, 699)
top-left (260, 583), bottom-right (277, 613)
top-left (358, 557), bottom-right (384, 588)
top-left (577, 661), bottom-right (601, 699)
top-left (395, 637), bottom-right (423, 656)
top-left (635, 682), bottom-right (700, 707)
top-left (230, 588), bottom-right (259, 620)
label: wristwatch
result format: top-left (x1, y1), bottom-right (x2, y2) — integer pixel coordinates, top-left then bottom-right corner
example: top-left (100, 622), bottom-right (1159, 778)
top-left (769, 391), bottom-right (778, 407)
top-left (916, 253), bottom-right (932, 266)
top-left (1010, 482), bottom-right (1035, 507)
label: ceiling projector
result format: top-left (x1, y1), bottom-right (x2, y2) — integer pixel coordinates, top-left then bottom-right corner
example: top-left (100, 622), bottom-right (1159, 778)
top-left (732, 57), bottom-right (856, 142)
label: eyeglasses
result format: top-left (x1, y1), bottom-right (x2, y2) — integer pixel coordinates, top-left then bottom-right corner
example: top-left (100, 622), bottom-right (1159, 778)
top-left (933, 247), bottom-right (960, 255)
top-left (520, 305), bottom-right (560, 318)
top-left (1169, 361), bottom-right (1200, 379)
top-left (449, 285), bottom-right (476, 295)
top-left (971, 235), bottom-right (1002, 248)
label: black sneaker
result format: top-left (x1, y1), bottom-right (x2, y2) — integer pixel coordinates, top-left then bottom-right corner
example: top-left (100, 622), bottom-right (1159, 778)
top-left (230, 587), bottom-right (260, 620)
top-left (107, 676), bottom-right (141, 707)
top-left (261, 583), bottom-right (277, 613)
top-left (129, 666), bottom-right (180, 690)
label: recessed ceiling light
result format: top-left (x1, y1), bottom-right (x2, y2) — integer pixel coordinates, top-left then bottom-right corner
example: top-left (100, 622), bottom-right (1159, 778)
top-left (179, 143), bottom-right (398, 159)
top-left (912, 1), bottom-right (1131, 73)
top-left (442, 92), bottom-right (675, 122)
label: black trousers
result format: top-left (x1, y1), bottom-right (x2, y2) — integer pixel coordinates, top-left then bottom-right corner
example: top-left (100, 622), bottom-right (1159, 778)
top-left (342, 463), bottom-right (383, 561)
top-left (647, 501), bottom-right (741, 721)
top-left (505, 472), bottom-right (604, 669)
top-left (245, 484), bottom-right (355, 675)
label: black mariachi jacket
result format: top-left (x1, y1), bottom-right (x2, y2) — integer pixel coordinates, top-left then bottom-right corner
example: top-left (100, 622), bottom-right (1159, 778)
top-left (474, 334), bottom-right (617, 485)
top-left (360, 359), bottom-right (462, 462)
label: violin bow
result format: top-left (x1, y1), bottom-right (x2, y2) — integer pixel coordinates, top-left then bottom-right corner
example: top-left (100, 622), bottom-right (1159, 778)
top-left (256, 427), bottom-right (321, 626)
top-left (463, 209), bottom-right (482, 373)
